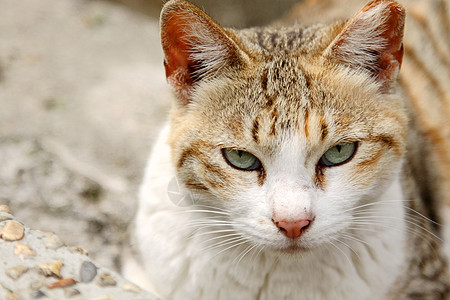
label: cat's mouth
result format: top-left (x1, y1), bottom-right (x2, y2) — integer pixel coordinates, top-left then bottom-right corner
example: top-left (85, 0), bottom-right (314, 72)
top-left (276, 242), bottom-right (311, 254)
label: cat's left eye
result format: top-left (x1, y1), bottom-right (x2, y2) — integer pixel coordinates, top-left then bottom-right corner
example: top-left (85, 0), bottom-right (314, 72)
top-left (222, 149), bottom-right (262, 171)
top-left (320, 142), bottom-right (357, 167)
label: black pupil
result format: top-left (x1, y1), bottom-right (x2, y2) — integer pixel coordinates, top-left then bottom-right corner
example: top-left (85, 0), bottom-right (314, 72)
top-left (336, 144), bottom-right (342, 152)
top-left (237, 150), bottom-right (244, 157)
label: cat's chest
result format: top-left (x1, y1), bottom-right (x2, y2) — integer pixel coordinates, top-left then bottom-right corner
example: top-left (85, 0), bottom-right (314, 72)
top-left (177, 238), bottom-right (405, 300)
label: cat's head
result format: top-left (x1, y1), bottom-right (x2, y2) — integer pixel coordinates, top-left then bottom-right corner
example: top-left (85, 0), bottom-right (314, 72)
top-left (161, 0), bottom-right (407, 252)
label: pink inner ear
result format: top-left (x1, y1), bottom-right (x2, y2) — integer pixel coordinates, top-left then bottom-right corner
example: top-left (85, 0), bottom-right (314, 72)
top-left (162, 15), bottom-right (196, 89)
top-left (373, 1), bottom-right (405, 84)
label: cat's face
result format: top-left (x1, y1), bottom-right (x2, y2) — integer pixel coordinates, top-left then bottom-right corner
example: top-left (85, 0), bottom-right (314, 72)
top-left (162, 0), bottom-right (406, 252)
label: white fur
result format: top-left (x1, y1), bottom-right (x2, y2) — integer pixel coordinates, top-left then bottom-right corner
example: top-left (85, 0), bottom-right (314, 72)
top-left (129, 123), bottom-right (408, 300)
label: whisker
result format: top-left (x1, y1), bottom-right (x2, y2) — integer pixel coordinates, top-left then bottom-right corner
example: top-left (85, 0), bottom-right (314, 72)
top-left (334, 238), bottom-right (361, 262)
top-left (233, 243), bottom-right (259, 265)
top-left (209, 239), bottom-right (250, 261)
top-left (199, 236), bottom-right (248, 254)
top-left (350, 215), bottom-right (441, 241)
top-left (342, 199), bottom-right (412, 214)
top-left (327, 240), bottom-right (352, 266)
top-left (197, 232), bottom-right (243, 245)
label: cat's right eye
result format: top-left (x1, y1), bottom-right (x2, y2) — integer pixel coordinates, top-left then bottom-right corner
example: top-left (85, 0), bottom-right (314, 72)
top-left (320, 142), bottom-right (357, 167)
top-left (222, 149), bottom-right (262, 171)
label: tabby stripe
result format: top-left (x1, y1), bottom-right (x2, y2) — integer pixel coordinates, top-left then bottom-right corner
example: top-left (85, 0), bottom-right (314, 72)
top-left (409, 10), bottom-right (450, 71)
top-left (270, 106), bottom-right (278, 136)
top-left (304, 108), bottom-right (310, 139)
top-left (270, 32), bottom-right (280, 46)
top-left (261, 69), bottom-right (268, 92)
top-left (201, 161), bottom-right (230, 188)
top-left (257, 168), bottom-right (266, 186)
top-left (400, 76), bottom-right (450, 188)
top-left (252, 116), bottom-right (260, 143)
top-left (177, 141), bottom-right (213, 169)
top-left (404, 47), bottom-right (449, 106)
top-left (177, 145), bottom-right (201, 169)
top-left (320, 116), bottom-right (328, 141)
top-left (364, 134), bottom-right (402, 156)
top-left (438, 0), bottom-right (450, 47)
top-left (266, 95), bottom-right (275, 108)
top-left (286, 30), bottom-right (303, 49)
top-left (256, 31), bottom-right (269, 52)
top-left (184, 179), bottom-right (208, 191)
top-left (356, 148), bottom-right (384, 169)
top-left (315, 165), bottom-right (326, 189)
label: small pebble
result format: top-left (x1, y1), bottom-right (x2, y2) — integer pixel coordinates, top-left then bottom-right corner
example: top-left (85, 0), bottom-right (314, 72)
top-left (92, 296), bottom-right (114, 300)
top-left (70, 246), bottom-right (89, 256)
top-left (6, 266), bottom-right (28, 280)
top-left (6, 292), bottom-right (21, 300)
top-left (30, 280), bottom-right (44, 290)
top-left (43, 232), bottom-right (65, 249)
top-left (80, 261), bottom-right (97, 283)
top-left (122, 282), bottom-right (141, 293)
top-left (63, 287), bottom-right (81, 298)
top-left (1, 220), bottom-right (24, 241)
top-left (95, 273), bottom-right (116, 287)
top-left (47, 278), bottom-right (76, 289)
top-left (0, 204), bottom-right (12, 214)
top-left (31, 290), bottom-right (47, 298)
top-left (14, 242), bottom-right (36, 258)
top-left (38, 260), bottom-right (63, 278)
top-left (0, 212), bottom-right (14, 222)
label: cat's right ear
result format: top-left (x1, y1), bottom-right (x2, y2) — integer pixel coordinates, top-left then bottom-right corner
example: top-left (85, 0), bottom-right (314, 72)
top-left (160, 0), bottom-right (247, 105)
top-left (323, 0), bottom-right (405, 92)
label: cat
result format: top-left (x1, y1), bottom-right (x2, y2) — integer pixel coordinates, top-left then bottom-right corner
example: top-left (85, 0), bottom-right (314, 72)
top-left (129, 0), bottom-right (450, 299)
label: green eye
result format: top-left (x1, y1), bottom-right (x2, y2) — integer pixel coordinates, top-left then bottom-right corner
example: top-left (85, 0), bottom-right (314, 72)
top-left (320, 142), bottom-right (357, 166)
top-left (222, 149), bottom-right (261, 171)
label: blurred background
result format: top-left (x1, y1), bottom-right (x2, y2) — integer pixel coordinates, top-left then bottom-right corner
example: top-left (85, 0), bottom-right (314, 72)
top-left (0, 0), bottom-right (299, 273)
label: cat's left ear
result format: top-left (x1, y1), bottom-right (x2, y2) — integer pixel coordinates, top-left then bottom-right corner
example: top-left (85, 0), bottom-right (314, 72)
top-left (160, 0), bottom-right (248, 104)
top-left (323, 0), bottom-right (405, 91)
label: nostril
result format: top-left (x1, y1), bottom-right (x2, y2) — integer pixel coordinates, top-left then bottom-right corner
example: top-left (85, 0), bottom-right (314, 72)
top-left (273, 219), bottom-right (311, 239)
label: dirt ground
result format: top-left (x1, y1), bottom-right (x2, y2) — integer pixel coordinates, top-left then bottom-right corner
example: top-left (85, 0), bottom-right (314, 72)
top-left (0, 0), bottom-right (298, 274)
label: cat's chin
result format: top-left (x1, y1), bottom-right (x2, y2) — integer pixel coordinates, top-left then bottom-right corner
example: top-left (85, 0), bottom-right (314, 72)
top-left (271, 242), bottom-right (313, 256)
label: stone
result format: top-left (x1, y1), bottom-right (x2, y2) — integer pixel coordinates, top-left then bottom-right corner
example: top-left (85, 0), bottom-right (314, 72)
top-left (95, 273), bottom-right (116, 287)
top-left (63, 287), bottom-right (81, 298)
top-left (80, 261), bottom-right (97, 283)
top-left (1, 220), bottom-right (24, 241)
top-left (69, 246), bottom-right (89, 256)
top-left (122, 282), bottom-right (141, 293)
top-left (6, 292), bottom-right (21, 300)
top-left (30, 280), bottom-right (44, 290)
top-left (0, 204), bottom-right (12, 214)
top-left (31, 290), bottom-right (47, 298)
top-left (43, 233), bottom-right (65, 249)
top-left (0, 212), bottom-right (14, 222)
top-left (92, 296), bottom-right (114, 300)
top-left (14, 242), bottom-right (36, 258)
top-left (6, 266), bottom-right (28, 280)
top-left (38, 260), bottom-right (63, 278)
top-left (46, 278), bottom-right (76, 289)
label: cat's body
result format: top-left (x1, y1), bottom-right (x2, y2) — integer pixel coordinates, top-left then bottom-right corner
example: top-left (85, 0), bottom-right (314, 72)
top-left (130, 0), bottom-right (450, 299)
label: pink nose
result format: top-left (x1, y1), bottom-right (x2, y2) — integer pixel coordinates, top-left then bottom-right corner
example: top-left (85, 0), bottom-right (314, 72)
top-left (274, 219), bottom-right (311, 239)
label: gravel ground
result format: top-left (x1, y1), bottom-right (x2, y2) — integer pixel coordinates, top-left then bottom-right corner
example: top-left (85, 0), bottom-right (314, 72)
top-left (0, 204), bottom-right (159, 299)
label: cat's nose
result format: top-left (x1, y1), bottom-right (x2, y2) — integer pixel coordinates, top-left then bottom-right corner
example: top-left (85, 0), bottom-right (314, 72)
top-left (273, 219), bottom-right (311, 239)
